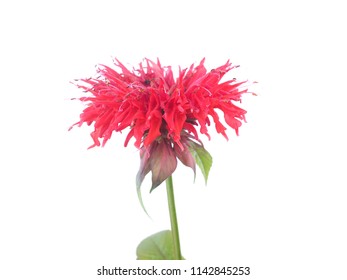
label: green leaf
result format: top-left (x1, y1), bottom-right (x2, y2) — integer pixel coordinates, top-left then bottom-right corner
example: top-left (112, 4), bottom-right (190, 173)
top-left (136, 230), bottom-right (176, 260)
top-left (188, 142), bottom-right (212, 184)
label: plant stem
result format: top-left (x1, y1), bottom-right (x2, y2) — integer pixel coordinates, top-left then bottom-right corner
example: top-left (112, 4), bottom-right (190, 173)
top-left (166, 175), bottom-right (182, 260)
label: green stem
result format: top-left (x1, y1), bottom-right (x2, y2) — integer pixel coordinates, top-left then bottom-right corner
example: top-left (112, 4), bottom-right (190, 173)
top-left (166, 175), bottom-right (182, 260)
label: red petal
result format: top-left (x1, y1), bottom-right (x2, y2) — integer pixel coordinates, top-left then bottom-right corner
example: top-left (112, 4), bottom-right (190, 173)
top-left (143, 112), bottom-right (162, 146)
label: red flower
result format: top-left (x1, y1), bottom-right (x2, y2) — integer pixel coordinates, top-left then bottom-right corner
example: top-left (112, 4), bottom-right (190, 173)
top-left (70, 58), bottom-right (251, 190)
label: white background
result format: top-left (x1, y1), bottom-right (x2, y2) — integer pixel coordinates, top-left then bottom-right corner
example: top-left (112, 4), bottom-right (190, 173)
top-left (1, 0), bottom-right (346, 279)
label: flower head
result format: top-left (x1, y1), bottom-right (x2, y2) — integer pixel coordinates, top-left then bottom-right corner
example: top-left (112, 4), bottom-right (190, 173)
top-left (70, 58), bottom-right (252, 191)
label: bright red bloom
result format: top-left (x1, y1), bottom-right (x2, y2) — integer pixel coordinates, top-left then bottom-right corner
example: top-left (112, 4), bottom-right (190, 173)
top-left (70, 58), bottom-right (251, 190)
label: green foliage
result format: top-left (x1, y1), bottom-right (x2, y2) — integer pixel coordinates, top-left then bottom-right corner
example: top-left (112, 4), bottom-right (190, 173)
top-left (136, 230), bottom-right (176, 260)
top-left (188, 142), bottom-right (212, 184)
